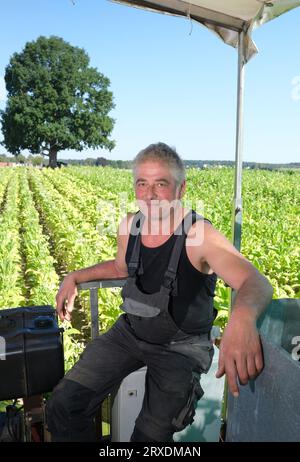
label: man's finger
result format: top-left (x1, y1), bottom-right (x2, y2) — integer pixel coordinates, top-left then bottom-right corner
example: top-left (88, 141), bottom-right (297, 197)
top-left (63, 297), bottom-right (75, 321)
top-left (55, 295), bottom-right (63, 312)
top-left (64, 311), bottom-right (72, 322)
top-left (55, 298), bottom-right (66, 321)
top-left (215, 365), bottom-right (225, 379)
top-left (254, 351), bottom-right (264, 374)
top-left (235, 354), bottom-right (249, 385)
top-left (215, 349), bottom-right (225, 378)
top-left (246, 355), bottom-right (259, 379)
top-left (67, 293), bottom-right (76, 310)
top-left (225, 360), bottom-right (240, 397)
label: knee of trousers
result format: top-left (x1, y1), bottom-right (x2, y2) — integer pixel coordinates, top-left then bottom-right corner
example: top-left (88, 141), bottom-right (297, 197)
top-left (135, 373), bottom-right (204, 442)
top-left (45, 379), bottom-right (95, 435)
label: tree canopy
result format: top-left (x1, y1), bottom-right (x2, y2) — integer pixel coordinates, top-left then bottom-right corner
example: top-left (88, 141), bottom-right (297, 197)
top-left (1, 36), bottom-right (115, 167)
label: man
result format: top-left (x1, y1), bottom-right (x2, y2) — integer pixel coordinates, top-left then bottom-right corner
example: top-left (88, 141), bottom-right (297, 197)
top-left (46, 143), bottom-right (273, 442)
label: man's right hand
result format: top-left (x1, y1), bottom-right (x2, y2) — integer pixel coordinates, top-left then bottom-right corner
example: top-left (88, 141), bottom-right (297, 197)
top-left (56, 273), bottom-right (78, 322)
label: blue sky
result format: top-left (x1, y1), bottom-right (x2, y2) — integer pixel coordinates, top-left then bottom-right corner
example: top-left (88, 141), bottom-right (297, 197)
top-left (0, 0), bottom-right (299, 163)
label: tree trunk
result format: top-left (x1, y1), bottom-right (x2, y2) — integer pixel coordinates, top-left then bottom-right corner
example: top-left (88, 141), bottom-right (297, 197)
top-left (49, 147), bottom-right (58, 168)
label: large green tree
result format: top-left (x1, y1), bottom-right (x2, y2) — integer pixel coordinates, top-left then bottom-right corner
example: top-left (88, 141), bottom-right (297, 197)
top-left (1, 36), bottom-right (115, 167)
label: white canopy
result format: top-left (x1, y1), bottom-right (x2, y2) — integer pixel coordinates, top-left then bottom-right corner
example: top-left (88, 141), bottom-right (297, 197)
top-left (112, 0), bottom-right (300, 61)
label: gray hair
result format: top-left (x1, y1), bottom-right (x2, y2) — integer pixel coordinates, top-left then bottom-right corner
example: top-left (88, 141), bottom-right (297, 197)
top-left (132, 142), bottom-right (185, 186)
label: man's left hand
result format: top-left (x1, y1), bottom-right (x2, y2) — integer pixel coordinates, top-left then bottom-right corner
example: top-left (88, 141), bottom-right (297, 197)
top-left (215, 310), bottom-right (264, 397)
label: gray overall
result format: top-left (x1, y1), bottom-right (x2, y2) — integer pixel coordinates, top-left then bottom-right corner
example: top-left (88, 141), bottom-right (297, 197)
top-left (46, 209), bottom-right (214, 442)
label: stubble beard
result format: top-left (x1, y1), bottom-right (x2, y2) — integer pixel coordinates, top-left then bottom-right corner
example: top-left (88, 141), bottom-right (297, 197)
top-left (137, 199), bottom-right (184, 236)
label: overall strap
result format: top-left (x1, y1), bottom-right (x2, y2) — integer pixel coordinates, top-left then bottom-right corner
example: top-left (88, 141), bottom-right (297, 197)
top-left (162, 210), bottom-right (205, 291)
top-left (127, 211), bottom-right (145, 277)
top-left (127, 209), bottom-right (207, 282)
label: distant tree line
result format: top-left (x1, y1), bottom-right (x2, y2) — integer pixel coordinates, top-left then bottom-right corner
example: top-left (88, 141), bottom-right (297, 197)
top-left (1, 153), bottom-right (299, 171)
top-left (183, 160), bottom-right (300, 170)
top-left (0, 153), bottom-right (44, 166)
top-left (48, 157), bottom-right (300, 171)
top-left (64, 157), bottom-right (132, 168)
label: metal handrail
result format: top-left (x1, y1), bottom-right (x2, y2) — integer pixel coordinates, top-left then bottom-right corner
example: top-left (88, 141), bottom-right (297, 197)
top-left (77, 278), bottom-right (127, 339)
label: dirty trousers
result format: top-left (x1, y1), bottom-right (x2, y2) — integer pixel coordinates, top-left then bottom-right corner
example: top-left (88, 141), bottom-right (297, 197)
top-left (46, 314), bottom-right (214, 442)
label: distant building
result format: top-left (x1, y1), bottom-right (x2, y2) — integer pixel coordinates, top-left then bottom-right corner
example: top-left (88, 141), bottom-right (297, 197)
top-left (0, 162), bottom-right (13, 167)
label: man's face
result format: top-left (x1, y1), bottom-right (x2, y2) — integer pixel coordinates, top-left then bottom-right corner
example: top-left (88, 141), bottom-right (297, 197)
top-left (134, 160), bottom-right (185, 225)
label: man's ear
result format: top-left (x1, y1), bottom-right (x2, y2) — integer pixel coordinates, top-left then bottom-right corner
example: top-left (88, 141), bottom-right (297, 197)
top-left (179, 180), bottom-right (186, 198)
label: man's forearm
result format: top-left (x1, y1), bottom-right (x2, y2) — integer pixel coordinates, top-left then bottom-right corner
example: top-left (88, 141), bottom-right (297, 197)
top-left (231, 273), bottom-right (273, 322)
top-left (68, 260), bottom-right (125, 284)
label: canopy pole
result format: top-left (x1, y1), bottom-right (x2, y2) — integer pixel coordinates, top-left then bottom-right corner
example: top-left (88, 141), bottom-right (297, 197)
top-left (232, 29), bottom-right (246, 253)
top-left (220, 29), bottom-right (247, 441)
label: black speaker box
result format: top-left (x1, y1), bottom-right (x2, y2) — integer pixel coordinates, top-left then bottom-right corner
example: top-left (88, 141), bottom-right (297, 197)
top-left (0, 306), bottom-right (64, 400)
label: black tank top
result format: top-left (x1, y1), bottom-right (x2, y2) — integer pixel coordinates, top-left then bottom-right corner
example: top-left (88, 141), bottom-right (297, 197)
top-left (125, 213), bottom-right (217, 334)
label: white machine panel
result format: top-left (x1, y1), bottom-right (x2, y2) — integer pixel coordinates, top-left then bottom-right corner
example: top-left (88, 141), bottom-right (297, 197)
top-left (111, 366), bottom-right (147, 442)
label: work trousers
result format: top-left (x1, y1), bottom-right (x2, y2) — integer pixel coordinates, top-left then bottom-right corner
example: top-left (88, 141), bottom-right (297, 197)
top-left (46, 314), bottom-right (214, 442)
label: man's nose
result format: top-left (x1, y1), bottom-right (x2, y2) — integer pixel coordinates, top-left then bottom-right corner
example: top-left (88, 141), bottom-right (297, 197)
top-left (145, 184), bottom-right (157, 199)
